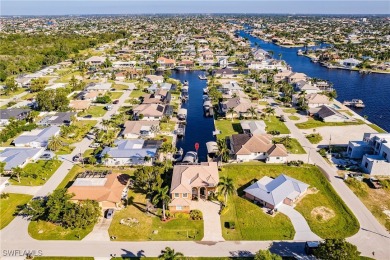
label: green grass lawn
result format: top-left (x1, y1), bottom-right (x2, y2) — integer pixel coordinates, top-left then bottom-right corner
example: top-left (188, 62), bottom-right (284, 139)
top-left (296, 118), bottom-right (364, 129)
top-left (29, 220), bottom-right (94, 240)
top-left (258, 101), bottom-right (269, 106)
top-left (214, 119), bottom-right (242, 140)
top-left (108, 91), bottom-right (123, 100)
top-left (0, 88), bottom-right (26, 99)
top-left (220, 164), bottom-right (359, 239)
top-left (273, 138), bottom-right (306, 154)
top-left (34, 257), bottom-right (93, 260)
top-left (0, 194), bottom-right (32, 229)
top-left (264, 116), bottom-right (291, 134)
top-left (129, 89), bottom-right (145, 98)
top-left (283, 108), bottom-right (298, 114)
top-left (160, 121), bottom-right (175, 132)
top-left (368, 124), bottom-right (387, 133)
top-left (56, 145), bottom-right (75, 155)
top-left (77, 106), bottom-right (107, 117)
top-left (288, 115), bottom-right (300, 121)
top-left (9, 160), bottom-right (62, 186)
top-left (108, 189), bottom-right (204, 241)
top-left (113, 84), bottom-right (130, 90)
top-left (306, 133), bottom-right (323, 144)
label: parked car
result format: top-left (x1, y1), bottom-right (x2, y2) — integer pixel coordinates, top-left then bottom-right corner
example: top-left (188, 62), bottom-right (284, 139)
top-left (279, 115), bottom-right (286, 122)
top-left (89, 143), bottom-right (100, 148)
top-left (105, 105), bottom-right (113, 111)
top-left (113, 100), bottom-right (119, 104)
top-left (73, 153), bottom-right (82, 162)
top-left (84, 115), bottom-right (93, 118)
top-left (105, 208), bottom-right (114, 219)
top-left (40, 153), bottom-right (51, 159)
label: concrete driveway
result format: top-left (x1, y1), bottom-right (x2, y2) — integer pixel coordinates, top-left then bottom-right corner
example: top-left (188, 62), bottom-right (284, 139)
top-left (278, 204), bottom-right (321, 241)
top-left (190, 200), bottom-right (224, 242)
top-left (83, 216), bottom-right (112, 241)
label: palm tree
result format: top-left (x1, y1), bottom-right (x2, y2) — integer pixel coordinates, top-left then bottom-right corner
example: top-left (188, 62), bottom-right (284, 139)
top-left (152, 186), bottom-right (171, 221)
top-left (218, 177), bottom-right (235, 205)
top-left (280, 135), bottom-right (292, 148)
top-left (247, 106), bottom-right (257, 119)
top-left (102, 152), bottom-right (111, 165)
top-left (263, 106), bottom-right (275, 122)
top-left (158, 247), bottom-right (184, 260)
top-left (227, 107), bottom-right (235, 122)
top-left (47, 135), bottom-right (63, 151)
top-left (101, 119), bottom-right (111, 131)
top-left (217, 139), bottom-right (230, 166)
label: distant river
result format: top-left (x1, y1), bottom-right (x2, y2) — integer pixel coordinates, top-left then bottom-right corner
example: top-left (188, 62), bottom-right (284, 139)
top-left (238, 30), bottom-right (390, 132)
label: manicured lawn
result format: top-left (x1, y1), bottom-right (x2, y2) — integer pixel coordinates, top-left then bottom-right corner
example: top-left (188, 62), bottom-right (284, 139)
top-left (113, 84), bottom-right (130, 90)
top-left (0, 194), bottom-right (32, 229)
top-left (108, 91), bottom-right (123, 100)
top-left (56, 145), bottom-right (75, 155)
top-left (288, 115), bottom-right (300, 121)
top-left (160, 121), bottom-right (175, 132)
top-left (283, 108), bottom-right (298, 114)
top-left (258, 101), bottom-right (269, 106)
top-left (129, 89), bottom-right (145, 98)
top-left (296, 118), bottom-right (364, 129)
top-left (220, 164), bottom-right (359, 239)
top-left (9, 160), bottom-right (62, 186)
top-left (264, 116), bottom-right (290, 134)
top-left (0, 88), bottom-right (26, 99)
top-left (214, 119), bottom-right (242, 140)
top-left (108, 189), bottom-right (203, 241)
top-left (306, 133), bottom-right (323, 144)
top-left (273, 138), bottom-right (306, 154)
top-left (78, 106), bottom-right (107, 117)
top-left (29, 220), bottom-right (94, 240)
top-left (368, 124), bottom-right (387, 133)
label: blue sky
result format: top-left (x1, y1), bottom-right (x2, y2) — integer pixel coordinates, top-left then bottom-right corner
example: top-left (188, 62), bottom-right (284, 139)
top-left (1, 1), bottom-right (389, 15)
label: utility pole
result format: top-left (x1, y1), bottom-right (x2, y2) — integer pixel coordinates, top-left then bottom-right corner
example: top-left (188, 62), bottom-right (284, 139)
top-left (329, 135), bottom-right (332, 156)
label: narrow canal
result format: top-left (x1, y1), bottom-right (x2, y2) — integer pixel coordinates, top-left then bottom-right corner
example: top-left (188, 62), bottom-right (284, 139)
top-left (238, 30), bottom-right (390, 132)
top-left (171, 70), bottom-right (216, 162)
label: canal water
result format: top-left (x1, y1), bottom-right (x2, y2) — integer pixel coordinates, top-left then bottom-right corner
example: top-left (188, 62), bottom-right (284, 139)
top-left (171, 70), bottom-right (216, 162)
top-left (238, 30), bottom-right (390, 132)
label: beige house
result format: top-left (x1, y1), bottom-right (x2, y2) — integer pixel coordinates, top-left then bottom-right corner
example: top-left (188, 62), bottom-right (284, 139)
top-left (169, 162), bottom-right (219, 213)
top-left (122, 120), bottom-right (160, 139)
top-left (69, 100), bottom-right (91, 111)
top-left (133, 104), bottom-right (168, 121)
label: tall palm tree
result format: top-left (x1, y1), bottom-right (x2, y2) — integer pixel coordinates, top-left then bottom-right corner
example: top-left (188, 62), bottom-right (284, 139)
top-left (217, 139), bottom-right (230, 166)
top-left (263, 106), bottom-right (275, 122)
top-left (47, 135), bottom-right (63, 151)
top-left (101, 119), bottom-right (111, 131)
top-left (247, 106), bottom-right (257, 119)
top-left (227, 107), bottom-right (235, 122)
top-left (158, 247), bottom-right (184, 260)
top-left (152, 186), bottom-right (171, 221)
top-left (218, 177), bottom-right (235, 205)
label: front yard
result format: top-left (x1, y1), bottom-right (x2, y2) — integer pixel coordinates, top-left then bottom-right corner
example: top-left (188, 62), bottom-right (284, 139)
top-left (296, 118), bottom-right (364, 129)
top-left (108, 91), bottom-right (123, 100)
top-left (264, 116), bottom-right (290, 134)
top-left (108, 189), bottom-right (204, 241)
top-left (129, 89), bottom-right (145, 99)
top-left (9, 159), bottom-right (62, 186)
top-left (273, 138), bottom-right (306, 154)
top-left (220, 164), bottom-right (359, 239)
top-left (78, 106), bottom-right (107, 118)
top-left (214, 119), bottom-right (242, 140)
top-left (0, 193), bottom-right (32, 229)
top-left (29, 220), bottom-right (94, 240)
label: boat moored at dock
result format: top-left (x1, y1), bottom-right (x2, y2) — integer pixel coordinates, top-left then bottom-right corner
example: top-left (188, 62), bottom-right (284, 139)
top-left (343, 99), bottom-right (365, 108)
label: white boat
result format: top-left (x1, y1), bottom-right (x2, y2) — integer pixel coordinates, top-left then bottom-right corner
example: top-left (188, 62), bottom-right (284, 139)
top-left (183, 80), bottom-right (189, 86)
top-left (177, 108), bottom-right (187, 121)
top-left (173, 148), bottom-right (184, 162)
top-left (343, 99), bottom-right (365, 108)
top-left (203, 88), bottom-right (208, 94)
top-left (198, 74), bottom-right (207, 80)
top-left (182, 151), bottom-right (198, 163)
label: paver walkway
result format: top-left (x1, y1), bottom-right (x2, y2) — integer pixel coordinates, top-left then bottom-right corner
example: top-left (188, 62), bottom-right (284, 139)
top-left (190, 200), bottom-right (224, 242)
top-left (278, 204), bottom-right (321, 241)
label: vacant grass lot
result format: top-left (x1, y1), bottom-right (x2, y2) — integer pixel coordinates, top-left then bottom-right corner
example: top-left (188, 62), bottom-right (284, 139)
top-left (109, 189), bottom-right (204, 241)
top-left (264, 116), bottom-right (290, 134)
top-left (29, 220), bottom-right (94, 240)
top-left (283, 108), bottom-right (298, 114)
top-left (78, 106), bottom-right (107, 118)
top-left (306, 133), bottom-right (323, 144)
top-left (214, 119), bottom-right (242, 140)
top-left (0, 194), bottom-right (32, 229)
top-left (288, 115), bottom-right (300, 121)
top-left (9, 160), bottom-right (62, 186)
top-left (108, 91), bottom-right (123, 100)
top-left (296, 118), bottom-right (364, 129)
top-left (0, 88), bottom-right (26, 99)
top-left (113, 84), bottom-right (130, 90)
top-left (160, 121), bottom-right (176, 132)
top-left (220, 164), bottom-right (359, 239)
top-left (273, 138), bottom-right (306, 154)
top-left (129, 89), bottom-right (145, 98)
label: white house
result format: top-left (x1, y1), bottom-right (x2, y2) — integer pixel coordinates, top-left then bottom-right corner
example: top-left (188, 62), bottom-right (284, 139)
top-left (339, 58), bottom-right (362, 68)
top-left (13, 126), bottom-right (60, 148)
top-left (122, 121), bottom-right (160, 139)
top-left (0, 147), bottom-right (44, 171)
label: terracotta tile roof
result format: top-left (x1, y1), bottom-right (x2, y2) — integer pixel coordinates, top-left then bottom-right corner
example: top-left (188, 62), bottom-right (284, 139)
top-left (230, 134), bottom-right (287, 157)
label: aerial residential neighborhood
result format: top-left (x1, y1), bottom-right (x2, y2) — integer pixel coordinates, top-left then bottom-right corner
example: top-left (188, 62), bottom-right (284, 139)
top-left (0, 2), bottom-right (389, 260)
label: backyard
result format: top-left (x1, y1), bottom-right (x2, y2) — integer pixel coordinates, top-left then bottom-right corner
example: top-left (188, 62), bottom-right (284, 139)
top-left (264, 116), bottom-right (290, 134)
top-left (0, 193), bottom-right (32, 229)
top-left (78, 106), bottom-right (107, 117)
top-left (108, 189), bottom-right (204, 241)
top-left (220, 163), bottom-right (359, 239)
top-left (214, 119), bottom-right (242, 140)
top-left (9, 159), bottom-right (62, 186)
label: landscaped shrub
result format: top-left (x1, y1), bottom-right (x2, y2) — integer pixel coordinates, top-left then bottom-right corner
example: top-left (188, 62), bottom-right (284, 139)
top-left (268, 130), bottom-right (281, 135)
top-left (0, 192), bottom-right (10, 199)
top-left (175, 212), bottom-right (190, 219)
top-left (287, 160), bottom-right (304, 167)
top-left (306, 133), bottom-right (323, 144)
top-left (190, 210), bottom-right (203, 220)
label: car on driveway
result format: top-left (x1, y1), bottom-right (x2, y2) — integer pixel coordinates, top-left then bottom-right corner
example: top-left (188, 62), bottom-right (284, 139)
top-left (40, 153), bottom-right (52, 160)
top-left (89, 143), bottom-right (100, 148)
top-left (105, 208), bottom-right (114, 219)
top-left (113, 100), bottom-right (119, 104)
top-left (84, 115), bottom-right (93, 118)
top-left (73, 153), bottom-right (82, 162)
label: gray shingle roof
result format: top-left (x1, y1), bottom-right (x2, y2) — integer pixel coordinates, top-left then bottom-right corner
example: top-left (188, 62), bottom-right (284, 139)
top-left (0, 148), bottom-right (43, 170)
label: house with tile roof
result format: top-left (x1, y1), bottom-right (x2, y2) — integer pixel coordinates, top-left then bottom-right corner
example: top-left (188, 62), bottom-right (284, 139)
top-left (229, 134), bottom-right (288, 163)
top-left (133, 103), bottom-right (172, 121)
top-left (219, 97), bottom-right (253, 118)
top-left (122, 121), bottom-right (160, 139)
top-left (68, 173), bottom-right (129, 209)
top-left (169, 162), bottom-right (219, 212)
top-left (244, 174), bottom-right (309, 209)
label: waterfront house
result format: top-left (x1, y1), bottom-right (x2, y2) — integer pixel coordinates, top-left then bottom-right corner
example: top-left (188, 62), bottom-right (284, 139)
top-left (142, 90), bottom-right (171, 105)
top-left (13, 126), bottom-right (60, 148)
top-left (213, 68), bottom-right (234, 78)
top-left (157, 57), bottom-right (176, 69)
top-left (68, 173), bottom-right (129, 209)
top-left (339, 58), bottom-right (362, 68)
top-left (122, 120), bottom-right (160, 139)
top-left (219, 97), bottom-right (253, 118)
top-left (0, 147), bottom-right (44, 172)
top-left (314, 105), bottom-right (349, 122)
top-left (147, 83), bottom-right (172, 93)
top-left (38, 112), bottom-right (76, 126)
top-left (274, 71), bottom-right (293, 83)
top-left (169, 162), bottom-right (219, 213)
top-left (347, 133), bottom-right (390, 175)
top-left (244, 174), bottom-right (309, 209)
top-left (100, 139), bottom-right (162, 166)
top-left (293, 93), bottom-right (332, 108)
top-left (240, 120), bottom-right (267, 135)
top-left (133, 104), bottom-right (172, 121)
top-left (295, 80), bottom-right (321, 94)
top-left (229, 134), bottom-right (288, 163)
top-left (288, 72), bottom-right (308, 84)
top-left (145, 75), bottom-right (164, 84)
top-left (220, 81), bottom-right (242, 96)
top-left (0, 108), bottom-right (31, 126)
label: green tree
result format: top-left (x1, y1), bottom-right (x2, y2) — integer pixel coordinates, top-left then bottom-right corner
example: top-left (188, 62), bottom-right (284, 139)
top-left (47, 135), bottom-right (64, 151)
top-left (4, 77), bottom-right (18, 94)
top-left (30, 78), bottom-right (48, 92)
top-left (152, 186), bottom-right (171, 220)
top-left (158, 247), bottom-right (184, 260)
top-left (227, 107), bottom-right (236, 121)
top-left (217, 139), bottom-right (230, 164)
top-left (254, 249), bottom-right (282, 260)
top-left (263, 106), bottom-right (275, 121)
top-left (134, 166), bottom-right (163, 194)
top-left (247, 106), bottom-right (257, 119)
top-left (314, 239), bottom-right (361, 260)
top-left (217, 176), bottom-right (235, 205)
top-left (11, 167), bottom-right (23, 183)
